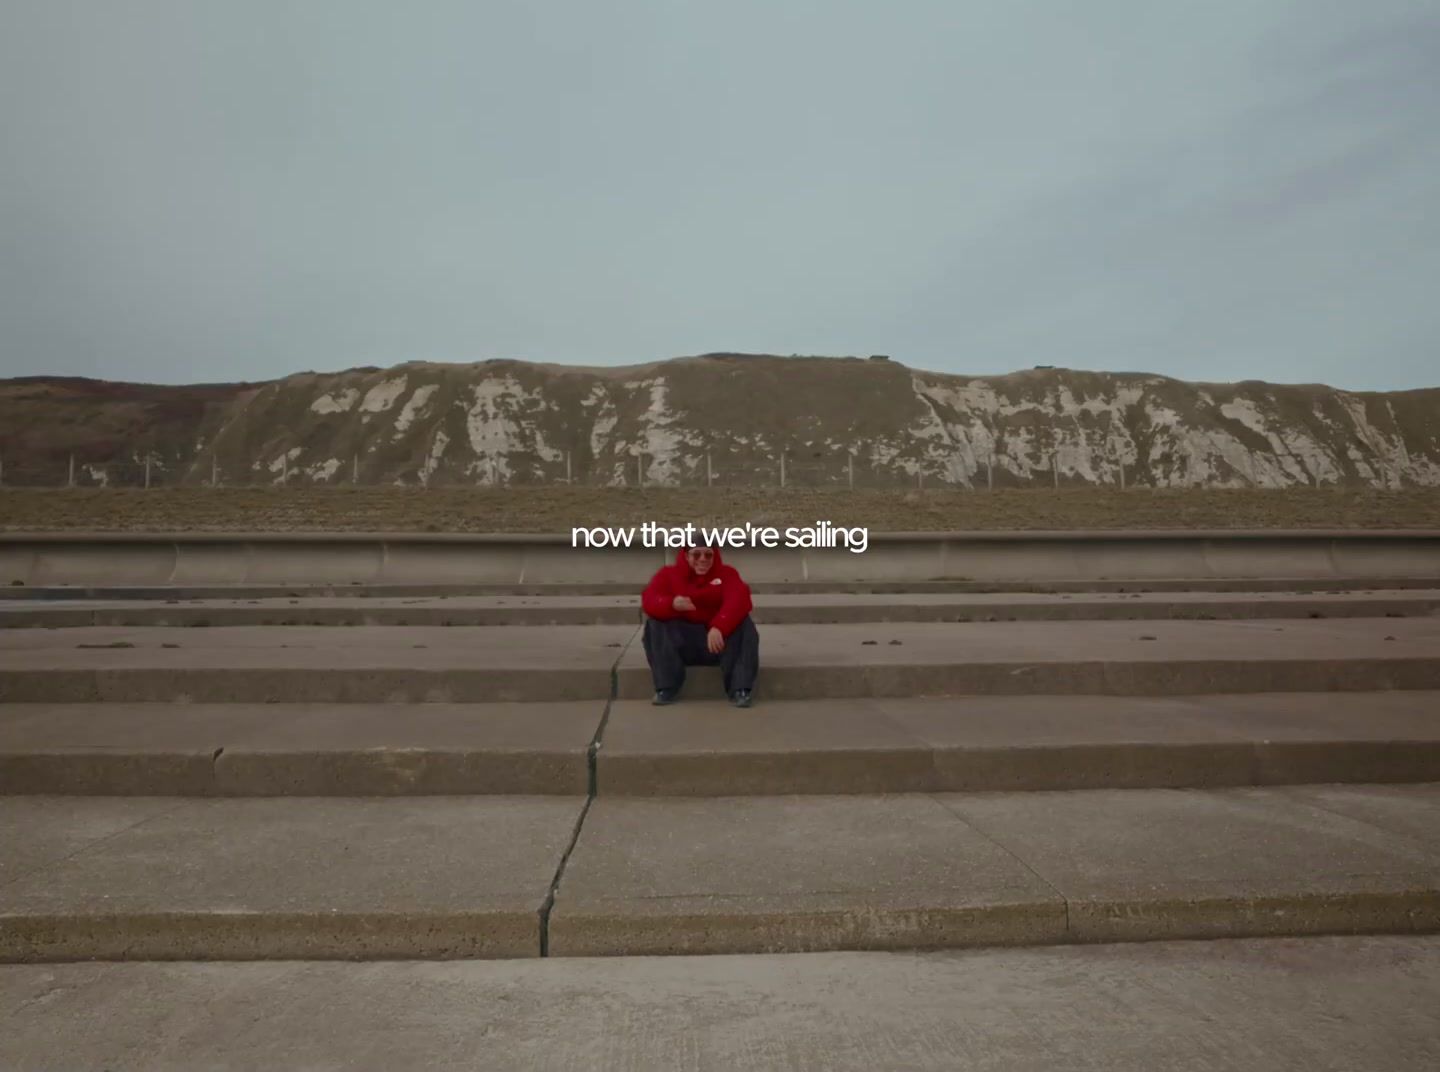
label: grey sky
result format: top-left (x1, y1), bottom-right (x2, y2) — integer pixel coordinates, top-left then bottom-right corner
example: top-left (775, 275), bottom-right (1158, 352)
top-left (2, 0), bottom-right (1437, 391)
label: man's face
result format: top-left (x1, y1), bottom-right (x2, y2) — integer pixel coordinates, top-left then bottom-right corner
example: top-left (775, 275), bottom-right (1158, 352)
top-left (686, 547), bottom-right (715, 576)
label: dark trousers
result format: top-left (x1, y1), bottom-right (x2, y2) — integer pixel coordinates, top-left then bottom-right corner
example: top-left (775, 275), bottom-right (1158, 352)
top-left (642, 615), bottom-right (759, 695)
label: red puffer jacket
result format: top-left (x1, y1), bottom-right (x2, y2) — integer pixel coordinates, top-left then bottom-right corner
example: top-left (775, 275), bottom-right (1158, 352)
top-left (640, 547), bottom-right (753, 637)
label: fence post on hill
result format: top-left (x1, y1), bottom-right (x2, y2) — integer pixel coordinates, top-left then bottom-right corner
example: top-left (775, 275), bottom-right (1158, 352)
top-left (847, 453), bottom-right (854, 490)
top-left (565, 451), bottom-right (572, 484)
top-left (144, 455), bottom-right (151, 489)
top-left (211, 456), bottom-right (218, 487)
top-left (1052, 453), bottom-right (1059, 489)
top-left (780, 451), bottom-right (786, 488)
top-left (636, 453), bottom-right (644, 488)
top-left (1119, 462), bottom-right (1126, 490)
top-left (352, 454), bottom-right (359, 484)
top-left (68, 453), bottom-right (75, 488)
top-left (986, 458), bottom-right (994, 491)
top-left (706, 450), bottom-right (713, 487)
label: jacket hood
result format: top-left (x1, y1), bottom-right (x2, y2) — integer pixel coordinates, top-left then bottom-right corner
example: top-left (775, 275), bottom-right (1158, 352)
top-left (673, 545), bottom-right (725, 578)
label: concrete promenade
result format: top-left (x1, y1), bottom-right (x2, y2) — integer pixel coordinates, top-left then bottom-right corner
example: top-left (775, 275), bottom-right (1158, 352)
top-left (2, 606), bottom-right (1439, 959)
top-left (4, 530), bottom-right (1440, 1066)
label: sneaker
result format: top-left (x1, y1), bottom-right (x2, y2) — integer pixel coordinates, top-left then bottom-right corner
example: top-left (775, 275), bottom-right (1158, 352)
top-left (652, 689), bottom-right (679, 706)
top-left (729, 689), bottom-right (753, 709)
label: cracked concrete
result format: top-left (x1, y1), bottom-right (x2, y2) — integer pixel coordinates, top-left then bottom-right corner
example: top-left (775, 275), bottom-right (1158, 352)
top-left (546, 784), bottom-right (1440, 956)
top-left (0, 796), bottom-right (587, 961)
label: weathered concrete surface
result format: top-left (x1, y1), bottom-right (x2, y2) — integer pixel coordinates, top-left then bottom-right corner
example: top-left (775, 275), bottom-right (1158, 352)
top-left (0, 796), bottom-right (584, 961)
top-left (943, 784), bottom-right (1440, 944)
top-left (4, 588), bottom-right (1438, 628)
top-left (8, 693), bottom-right (1436, 798)
top-left (548, 785), bottom-right (1440, 956)
top-left (615, 618), bottom-right (1440, 700)
top-left (0, 704), bottom-right (276, 796)
top-left (0, 797), bottom-right (180, 889)
top-left (4, 530), bottom-right (1438, 588)
top-left (0, 623), bottom-right (637, 703)
top-left (211, 703), bottom-right (596, 796)
top-left (6, 618), bottom-right (1434, 704)
top-left (601, 699), bottom-right (946, 796)
top-left (9, 576), bottom-right (1440, 600)
top-left (0, 702), bottom-right (600, 795)
top-left (548, 795), bottom-right (1067, 956)
top-left (0, 535), bottom-right (666, 588)
top-left (4, 936), bottom-right (1439, 1071)
top-left (0, 594), bottom-right (646, 628)
top-left (597, 692), bottom-right (1440, 795)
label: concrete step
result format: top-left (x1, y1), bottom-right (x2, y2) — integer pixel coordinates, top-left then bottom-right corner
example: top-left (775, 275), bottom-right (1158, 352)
top-left (547, 783), bottom-right (1440, 956)
top-left (0, 624), bottom-right (639, 703)
top-left (596, 692), bottom-right (1440, 795)
top-left (5, 589), bottom-right (1437, 628)
top-left (4, 938), bottom-right (1439, 1072)
top-left (0, 795), bottom-right (584, 962)
top-left (5, 618), bottom-right (1439, 704)
top-left (7, 575), bottom-right (1440, 601)
top-left (7, 785), bottom-right (1439, 962)
top-left (8, 694), bottom-right (1438, 797)
top-left (617, 618), bottom-right (1440, 700)
top-left (0, 703), bottom-right (601, 795)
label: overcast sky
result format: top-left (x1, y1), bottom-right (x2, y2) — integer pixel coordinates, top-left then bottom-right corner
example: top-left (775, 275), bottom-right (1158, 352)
top-left (2, 0), bottom-right (1437, 390)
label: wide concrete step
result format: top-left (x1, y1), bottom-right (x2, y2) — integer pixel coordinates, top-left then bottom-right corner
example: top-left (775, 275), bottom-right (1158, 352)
top-left (1, 795), bottom-right (585, 962)
top-left (5, 618), bottom-right (1439, 704)
top-left (7, 575), bottom-right (1439, 601)
top-left (0, 703), bottom-right (601, 795)
top-left (5, 589), bottom-right (1437, 628)
top-left (618, 618), bottom-right (1440, 700)
top-left (597, 692), bottom-right (1440, 795)
top-left (9, 694), bottom-right (1437, 797)
top-left (4, 937), bottom-right (1437, 1071)
top-left (547, 783), bottom-right (1440, 956)
top-left (7, 785), bottom-right (1439, 962)
top-left (0, 624), bottom-right (638, 703)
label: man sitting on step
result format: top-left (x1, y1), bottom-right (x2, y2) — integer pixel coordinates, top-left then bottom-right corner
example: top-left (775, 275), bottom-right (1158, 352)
top-left (641, 543), bottom-right (759, 707)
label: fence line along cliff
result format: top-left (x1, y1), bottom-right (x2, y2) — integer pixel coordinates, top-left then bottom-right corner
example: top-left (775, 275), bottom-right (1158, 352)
top-left (2, 354), bottom-right (1437, 489)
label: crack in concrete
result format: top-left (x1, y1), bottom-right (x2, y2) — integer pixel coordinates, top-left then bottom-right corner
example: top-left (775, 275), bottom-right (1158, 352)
top-left (536, 622), bottom-right (640, 956)
top-left (0, 799), bottom-right (191, 895)
top-left (9, 983), bottom-right (75, 1015)
top-left (926, 794), bottom-right (1074, 937)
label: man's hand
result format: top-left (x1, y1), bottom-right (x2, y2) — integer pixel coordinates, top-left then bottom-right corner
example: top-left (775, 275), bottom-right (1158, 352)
top-left (672, 596), bottom-right (695, 612)
top-left (707, 627), bottom-right (725, 655)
